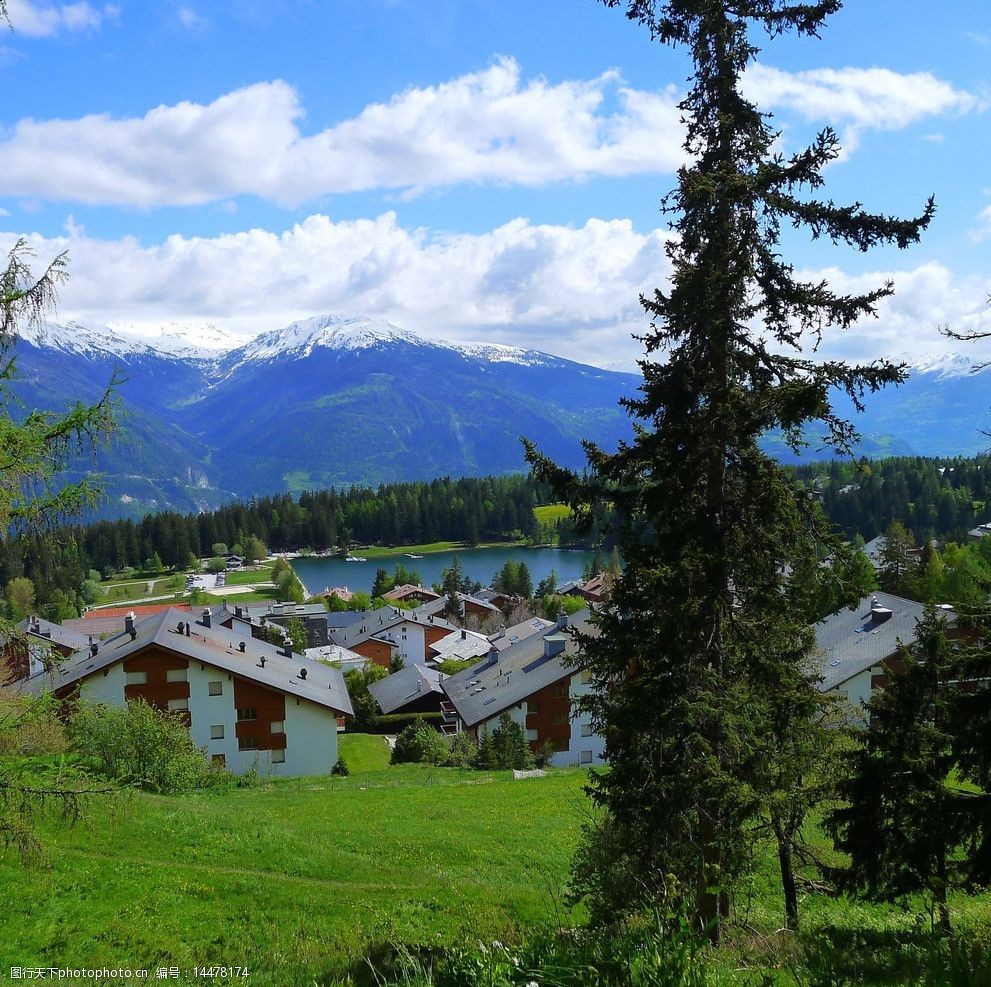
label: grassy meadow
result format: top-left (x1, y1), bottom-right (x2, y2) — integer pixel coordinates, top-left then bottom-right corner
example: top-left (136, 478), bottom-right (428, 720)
top-left (5, 739), bottom-right (991, 985)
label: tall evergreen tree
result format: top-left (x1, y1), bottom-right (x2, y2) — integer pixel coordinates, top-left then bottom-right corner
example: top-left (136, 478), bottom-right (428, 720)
top-left (828, 609), bottom-right (965, 932)
top-left (529, 0), bottom-right (933, 938)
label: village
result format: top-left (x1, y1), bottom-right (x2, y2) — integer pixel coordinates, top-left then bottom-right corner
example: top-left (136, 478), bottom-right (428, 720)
top-left (1, 544), bottom-right (942, 779)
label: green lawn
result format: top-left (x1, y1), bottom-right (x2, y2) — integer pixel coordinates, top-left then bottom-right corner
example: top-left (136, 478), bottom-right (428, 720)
top-left (338, 733), bottom-right (391, 773)
top-left (221, 565), bottom-right (275, 586)
top-left (97, 576), bottom-right (184, 605)
top-left (357, 540), bottom-right (525, 559)
top-left (198, 587), bottom-right (281, 605)
top-left (0, 763), bottom-right (587, 986)
top-left (534, 503), bottom-right (572, 526)
top-left (5, 749), bottom-right (991, 986)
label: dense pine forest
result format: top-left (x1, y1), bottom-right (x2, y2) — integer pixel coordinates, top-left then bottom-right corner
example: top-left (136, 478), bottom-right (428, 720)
top-left (3, 456), bottom-right (991, 617)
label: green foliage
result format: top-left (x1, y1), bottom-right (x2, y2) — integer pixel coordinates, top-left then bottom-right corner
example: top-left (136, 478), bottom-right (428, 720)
top-left (493, 559), bottom-right (533, 599)
top-left (5, 576), bottom-right (35, 619)
top-left (211, 543), bottom-right (228, 557)
top-left (446, 731), bottom-right (478, 769)
top-left (285, 616), bottom-right (308, 653)
top-left (367, 711), bottom-right (445, 733)
top-left (390, 717), bottom-right (450, 766)
top-left (530, 0), bottom-right (934, 940)
top-left (69, 699), bottom-right (223, 794)
top-left (330, 757), bottom-right (349, 777)
top-left (206, 556), bottom-right (226, 574)
top-left (78, 579), bottom-right (101, 606)
top-left (539, 593), bottom-right (586, 621)
top-left (434, 656), bottom-right (483, 676)
top-left (344, 664), bottom-right (390, 730)
top-left (830, 608), bottom-right (991, 932)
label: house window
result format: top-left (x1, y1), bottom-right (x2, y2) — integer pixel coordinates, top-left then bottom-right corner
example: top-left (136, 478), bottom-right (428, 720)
top-left (271, 750), bottom-right (286, 764)
top-left (554, 682), bottom-right (568, 698)
top-left (579, 669), bottom-right (592, 686)
top-left (552, 711), bottom-right (569, 726)
top-left (528, 701), bottom-right (540, 715)
top-left (166, 668), bottom-right (188, 683)
top-left (167, 698), bottom-right (188, 712)
top-left (270, 721), bottom-right (284, 734)
top-left (581, 750), bottom-right (593, 764)
top-left (238, 736), bottom-right (259, 751)
top-left (210, 724), bottom-right (225, 740)
top-left (237, 708), bottom-right (258, 721)
top-left (554, 738), bottom-right (569, 752)
top-left (580, 723), bottom-right (593, 738)
top-left (208, 681), bottom-right (223, 696)
top-left (211, 754), bottom-right (226, 765)
top-left (125, 670), bottom-right (147, 686)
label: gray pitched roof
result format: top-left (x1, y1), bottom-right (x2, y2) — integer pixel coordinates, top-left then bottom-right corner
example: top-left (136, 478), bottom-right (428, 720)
top-left (328, 604), bottom-right (457, 649)
top-left (16, 616), bottom-right (92, 652)
top-left (861, 536), bottom-right (886, 568)
top-left (443, 609), bottom-right (595, 728)
top-left (22, 607), bottom-right (352, 716)
top-left (814, 592), bottom-right (952, 692)
top-left (428, 629), bottom-right (492, 662)
top-left (487, 616), bottom-right (554, 652)
top-left (368, 664), bottom-right (447, 715)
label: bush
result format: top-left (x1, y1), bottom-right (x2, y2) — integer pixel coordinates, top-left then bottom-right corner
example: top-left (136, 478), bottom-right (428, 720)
top-left (391, 717), bottom-right (450, 766)
top-left (0, 690), bottom-right (67, 757)
top-left (366, 712), bottom-right (445, 734)
top-left (475, 713), bottom-right (534, 771)
top-left (445, 731), bottom-right (478, 768)
top-left (69, 699), bottom-right (223, 793)
top-left (207, 556), bottom-right (227, 574)
top-left (533, 740), bottom-right (558, 768)
top-left (331, 757), bottom-right (349, 777)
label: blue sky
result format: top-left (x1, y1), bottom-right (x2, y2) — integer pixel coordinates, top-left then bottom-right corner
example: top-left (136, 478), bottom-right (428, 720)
top-left (1, 0), bottom-right (989, 368)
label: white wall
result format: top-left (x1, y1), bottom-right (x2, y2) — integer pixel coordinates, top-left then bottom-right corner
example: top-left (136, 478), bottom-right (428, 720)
top-left (79, 662), bottom-right (126, 704)
top-left (79, 657), bottom-right (340, 778)
top-left (830, 668), bottom-right (873, 728)
top-left (553, 670), bottom-right (605, 768)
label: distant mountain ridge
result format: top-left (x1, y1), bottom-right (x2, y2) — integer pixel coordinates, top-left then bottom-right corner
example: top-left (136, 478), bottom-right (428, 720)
top-left (9, 314), bottom-right (641, 517)
top-left (10, 314), bottom-right (991, 519)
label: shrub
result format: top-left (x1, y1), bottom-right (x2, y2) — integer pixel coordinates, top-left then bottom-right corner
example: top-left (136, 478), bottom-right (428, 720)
top-left (446, 731), bottom-right (477, 768)
top-left (0, 690), bottom-right (67, 757)
top-left (207, 556), bottom-right (227, 574)
top-left (331, 757), bottom-right (349, 777)
top-left (366, 712), bottom-right (444, 734)
top-left (533, 740), bottom-right (558, 768)
top-left (69, 699), bottom-right (223, 793)
top-left (391, 717), bottom-right (450, 766)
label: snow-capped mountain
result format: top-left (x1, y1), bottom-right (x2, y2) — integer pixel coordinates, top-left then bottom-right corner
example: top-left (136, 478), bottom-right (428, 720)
top-left (7, 313), bottom-right (640, 517)
top-left (11, 311), bottom-right (991, 520)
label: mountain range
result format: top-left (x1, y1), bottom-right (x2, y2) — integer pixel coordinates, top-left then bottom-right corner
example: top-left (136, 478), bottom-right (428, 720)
top-left (9, 314), bottom-right (991, 519)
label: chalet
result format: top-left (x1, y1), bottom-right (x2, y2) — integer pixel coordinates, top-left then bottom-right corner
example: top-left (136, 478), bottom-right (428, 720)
top-left (328, 605), bottom-right (459, 669)
top-left (21, 607), bottom-right (352, 777)
top-left (244, 602), bottom-right (330, 648)
top-left (382, 584), bottom-right (441, 606)
top-left (814, 591), bottom-right (956, 720)
top-left (368, 663), bottom-right (448, 717)
top-left (441, 609), bottom-right (604, 768)
top-left (427, 627), bottom-right (491, 664)
top-left (2, 616), bottom-right (92, 683)
top-left (969, 522), bottom-right (991, 542)
top-left (576, 573), bottom-right (612, 604)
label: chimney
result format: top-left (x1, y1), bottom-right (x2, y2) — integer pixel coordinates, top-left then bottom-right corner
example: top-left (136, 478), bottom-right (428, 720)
top-left (298, 667), bottom-right (308, 680)
top-left (238, 641), bottom-right (246, 653)
top-left (870, 598), bottom-right (893, 624)
top-left (185, 621), bottom-right (191, 637)
top-left (176, 621), bottom-right (185, 634)
top-left (282, 643), bottom-right (293, 659)
top-left (202, 608), bottom-right (212, 629)
top-left (544, 633), bottom-right (567, 659)
top-left (487, 644), bottom-right (499, 665)
top-left (461, 629), bottom-right (467, 640)
top-left (235, 605), bottom-right (243, 619)
top-left (89, 640), bottom-right (99, 658)
top-left (124, 611), bottom-right (136, 637)
top-left (556, 611), bottom-right (569, 631)
top-left (258, 656), bottom-right (266, 668)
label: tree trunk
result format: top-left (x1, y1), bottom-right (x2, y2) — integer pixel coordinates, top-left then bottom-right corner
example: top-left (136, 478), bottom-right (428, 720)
top-left (933, 857), bottom-right (952, 935)
top-left (774, 820), bottom-right (800, 932)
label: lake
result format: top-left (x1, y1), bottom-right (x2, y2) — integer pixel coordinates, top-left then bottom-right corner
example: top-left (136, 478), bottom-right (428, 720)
top-left (290, 546), bottom-right (597, 598)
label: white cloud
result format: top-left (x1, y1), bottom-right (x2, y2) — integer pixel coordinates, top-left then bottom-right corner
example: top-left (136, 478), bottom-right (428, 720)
top-left (176, 5), bottom-right (201, 29)
top-left (744, 64), bottom-right (979, 153)
top-left (0, 59), bottom-right (685, 207)
top-left (970, 204), bottom-right (991, 244)
top-left (5, 0), bottom-right (119, 37)
top-left (2, 213), bottom-right (985, 371)
top-left (0, 57), bottom-right (975, 208)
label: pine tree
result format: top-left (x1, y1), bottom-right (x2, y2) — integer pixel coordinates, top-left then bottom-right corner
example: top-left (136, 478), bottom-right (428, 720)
top-left (828, 609), bottom-right (963, 932)
top-left (878, 520), bottom-right (919, 598)
top-left (528, 0), bottom-right (933, 939)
